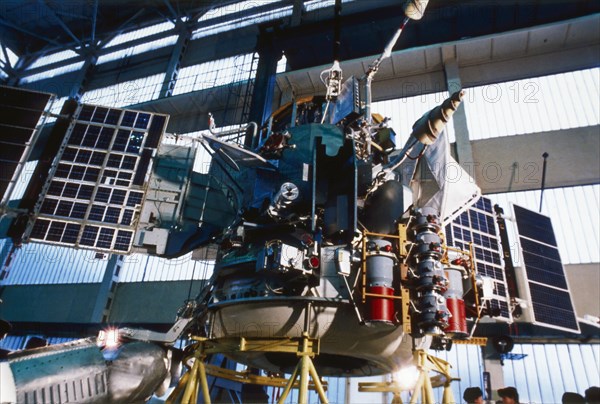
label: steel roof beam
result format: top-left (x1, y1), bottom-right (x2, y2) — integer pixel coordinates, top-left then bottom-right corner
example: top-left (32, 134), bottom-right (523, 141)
top-left (38, 0), bottom-right (82, 47)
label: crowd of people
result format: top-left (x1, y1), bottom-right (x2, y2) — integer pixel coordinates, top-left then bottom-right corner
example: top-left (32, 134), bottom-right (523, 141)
top-left (462, 385), bottom-right (600, 404)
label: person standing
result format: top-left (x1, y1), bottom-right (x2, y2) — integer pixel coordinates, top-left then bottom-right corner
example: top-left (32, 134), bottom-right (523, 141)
top-left (498, 387), bottom-right (520, 404)
top-left (463, 387), bottom-right (484, 404)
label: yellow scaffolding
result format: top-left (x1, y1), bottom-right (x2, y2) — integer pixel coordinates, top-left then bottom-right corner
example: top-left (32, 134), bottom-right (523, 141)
top-left (358, 349), bottom-right (459, 404)
top-left (167, 333), bottom-right (328, 404)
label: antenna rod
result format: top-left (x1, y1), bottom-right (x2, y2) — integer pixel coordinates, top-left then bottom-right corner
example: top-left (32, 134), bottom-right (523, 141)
top-left (363, 16), bottom-right (410, 123)
top-left (539, 152), bottom-right (549, 212)
top-left (333, 0), bottom-right (342, 61)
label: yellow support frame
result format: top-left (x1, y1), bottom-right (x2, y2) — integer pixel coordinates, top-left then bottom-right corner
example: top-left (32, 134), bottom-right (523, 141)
top-left (358, 349), bottom-right (459, 404)
top-left (167, 333), bottom-right (329, 404)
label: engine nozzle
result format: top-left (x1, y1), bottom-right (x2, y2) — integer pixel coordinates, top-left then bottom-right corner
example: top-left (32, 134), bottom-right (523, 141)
top-left (410, 90), bottom-right (464, 145)
top-left (404, 0), bottom-right (429, 20)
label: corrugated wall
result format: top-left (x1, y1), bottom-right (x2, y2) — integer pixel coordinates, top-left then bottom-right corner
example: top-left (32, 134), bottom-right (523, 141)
top-left (464, 68), bottom-right (599, 139)
top-left (503, 343), bottom-right (600, 403)
top-left (0, 239), bottom-right (109, 285)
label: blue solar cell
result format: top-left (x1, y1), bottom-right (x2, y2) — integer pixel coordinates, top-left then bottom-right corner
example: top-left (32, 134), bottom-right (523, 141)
top-left (75, 149), bottom-right (91, 164)
top-left (62, 148), bottom-right (77, 161)
top-left (97, 127), bottom-right (114, 149)
top-left (121, 209), bottom-right (134, 225)
top-left (56, 201), bottom-right (73, 217)
top-left (47, 181), bottom-right (64, 196)
top-left (96, 228), bottom-right (115, 249)
top-left (77, 185), bottom-right (94, 201)
top-left (55, 163), bottom-right (70, 178)
top-left (30, 219), bottom-right (50, 239)
top-left (126, 191), bottom-right (143, 207)
top-left (114, 230), bottom-right (133, 251)
top-left (445, 224), bottom-right (453, 245)
top-left (520, 237), bottom-right (561, 261)
top-left (68, 124), bottom-right (86, 146)
top-left (71, 203), bottom-right (87, 219)
top-left (135, 113), bottom-right (150, 129)
top-left (68, 165), bottom-right (85, 180)
top-left (105, 109), bottom-right (121, 125)
top-left (95, 187), bottom-right (111, 203)
top-left (528, 283), bottom-right (578, 331)
top-left (40, 198), bottom-right (58, 214)
top-left (514, 205), bottom-right (557, 246)
top-left (83, 167), bottom-right (100, 182)
top-left (113, 129), bottom-right (130, 152)
top-left (62, 183), bottom-right (78, 198)
top-left (62, 223), bottom-right (81, 244)
top-left (110, 189), bottom-right (126, 205)
top-left (104, 207), bottom-right (121, 223)
top-left (89, 205), bottom-right (106, 221)
top-left (92, 107), bottom-right (108, 123)
top-left (127, 132), bottom-right (145, 154)
top-left (121, 156), bottom-right (136, 170)
top-left (82, 125), bottom-right (101, 147)
top-left (90, 151), bottom-right (106, 166)
top-left (107, 154), bottom-right (122, 168)
top-left (78, 105), bottom-right (95, 121)
top-left (121, 111), bottom-right (137, 127)
top-left (474, 197), bottom-right (492, 213)
top-left (103, 169), bottom-right (118, 183)
top-left (46, 221), bottom-right (65, 242)
top-left (80, 225), bottom-right (99, 246)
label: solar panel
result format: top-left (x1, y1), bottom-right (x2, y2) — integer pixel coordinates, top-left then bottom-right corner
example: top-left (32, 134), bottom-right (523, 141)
top-left (512, 204), bottom-right (579, 333)
top-left (445, 196), bottom-right (513, 321)
top-left (26, 103), bottom-right (168, 253)
top-left (0, 86), bottom-right (53, 204)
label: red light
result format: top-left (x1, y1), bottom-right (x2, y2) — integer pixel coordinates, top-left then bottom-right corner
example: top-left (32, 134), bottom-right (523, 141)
top-left (309, 256), bottom-right (320, 268)
top-left (384, 244), bottom-right (393, 252)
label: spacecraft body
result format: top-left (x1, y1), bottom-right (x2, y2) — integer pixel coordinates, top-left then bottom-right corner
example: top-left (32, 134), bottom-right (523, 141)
top-left (0, 338), bottom-right (172, 404)
top-left (194, 87), bottom-right (476, 376)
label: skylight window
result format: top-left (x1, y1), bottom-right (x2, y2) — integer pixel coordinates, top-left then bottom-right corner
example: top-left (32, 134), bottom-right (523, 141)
top-left (0, 44), bottom-right (19, 68)
top-left (81, 73), bottom-right (165, 107)
top-left (103, 21), bottom-right (175, 48)
top-left (192, 5), bottom-right (293, 40)
top-left (198, 0), bottom-right (281, 22)
top-left (304, 0), bottom-right (356, 12)
top-left (97, 36), bottom-right (178, 65)
top-left (26, 49), bottom-right (79, 70)
top-left (172, 54), bottom-right (257, 96)
top-left (20, 62), bottom-right (85, 84)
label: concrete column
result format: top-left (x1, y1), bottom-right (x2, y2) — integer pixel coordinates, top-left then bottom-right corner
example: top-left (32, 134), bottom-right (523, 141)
top-left (482, 344), bottom-right (507, 403)
top-left (442, 49), bottom-right (474, 167)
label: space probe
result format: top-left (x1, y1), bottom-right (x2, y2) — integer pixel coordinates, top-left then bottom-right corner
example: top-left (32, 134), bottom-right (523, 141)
top-left (0, 1), bottom-right (502, 403)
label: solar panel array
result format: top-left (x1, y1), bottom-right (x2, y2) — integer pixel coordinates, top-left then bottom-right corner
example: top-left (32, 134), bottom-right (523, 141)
top-left (512, 204), bottom-right (579, 333)
top-left (445, 196), bottom-right (512, 321)
top-left (0, 86), bottom-right (52, 203)
top-left (28, 104), bottom-right (168, 253)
